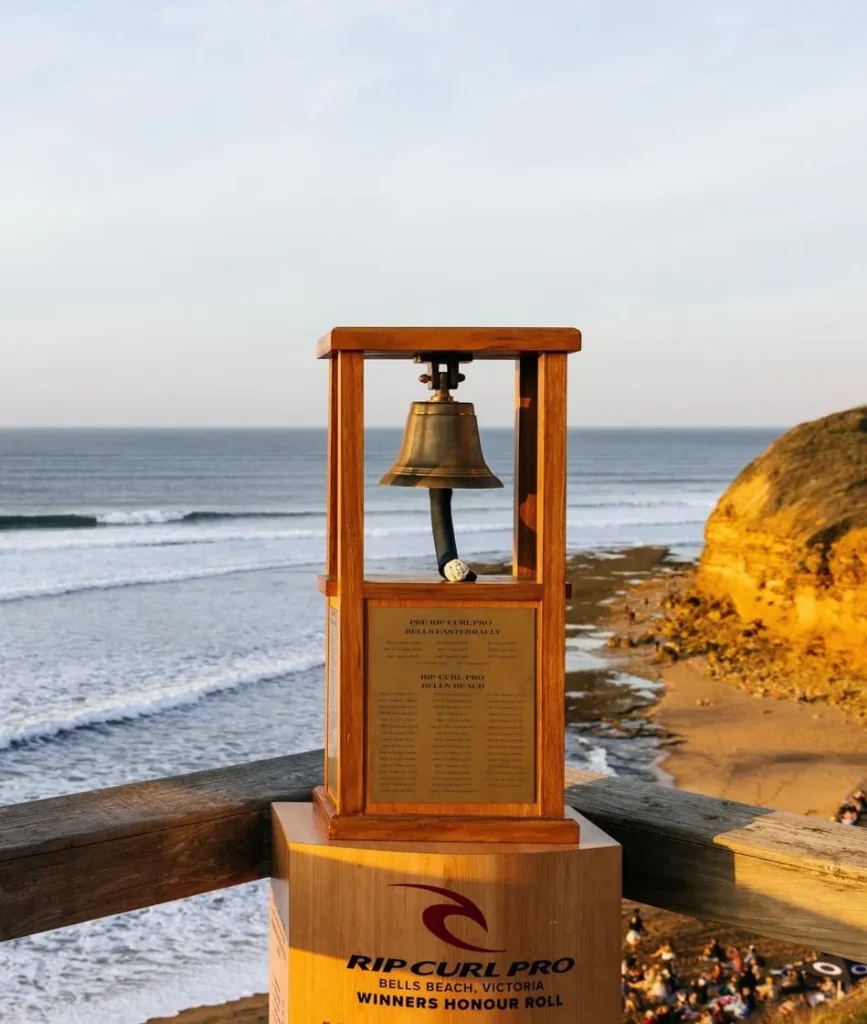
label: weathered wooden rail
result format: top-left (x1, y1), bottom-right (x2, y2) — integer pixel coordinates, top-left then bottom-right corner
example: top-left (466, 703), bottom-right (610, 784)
top-left (1, 750), bottom-right (866, 961)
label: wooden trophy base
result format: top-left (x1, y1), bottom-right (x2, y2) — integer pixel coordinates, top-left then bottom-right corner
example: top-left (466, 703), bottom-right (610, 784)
top-left (312, 787), bottom-right (581, 844)
top-left (270, 803), bottom-right (620, 1023)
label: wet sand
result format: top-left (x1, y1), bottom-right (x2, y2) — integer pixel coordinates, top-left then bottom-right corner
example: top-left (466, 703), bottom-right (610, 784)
top-left (651, 662), bottom-right (867, 816)
top-left (607, 568), bottom-right (867, 816)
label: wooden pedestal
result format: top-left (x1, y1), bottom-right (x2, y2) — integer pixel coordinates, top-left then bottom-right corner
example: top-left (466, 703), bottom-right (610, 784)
top-left (269, 803), bottom-right (621, 1023)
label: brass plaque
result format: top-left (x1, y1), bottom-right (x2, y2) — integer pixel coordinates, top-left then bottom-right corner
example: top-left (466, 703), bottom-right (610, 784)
top-left (326, 604), bottom-right (339, 801)
top-left (368, 606), bottom-right (536, 804)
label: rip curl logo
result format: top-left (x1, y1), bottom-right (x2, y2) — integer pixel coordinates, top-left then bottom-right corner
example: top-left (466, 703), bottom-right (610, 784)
top-left (391, 884), bottom-right (505, 953)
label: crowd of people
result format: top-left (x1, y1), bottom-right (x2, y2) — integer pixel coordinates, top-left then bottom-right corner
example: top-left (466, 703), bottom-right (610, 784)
top-left (833, 786), bottom-right (866, 826)
top-left (622, 910), bottom-right (859, 1021)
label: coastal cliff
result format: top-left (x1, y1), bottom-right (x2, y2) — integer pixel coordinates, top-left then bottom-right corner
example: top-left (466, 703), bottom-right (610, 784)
top-left (699, 406), bottom-right (867, 670)
top-left (660, 406), bottom-right (867, 717)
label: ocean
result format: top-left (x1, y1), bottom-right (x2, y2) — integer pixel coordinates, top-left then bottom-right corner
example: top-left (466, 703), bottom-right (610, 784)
top-left (0, 427), bottom-right (779, 1023)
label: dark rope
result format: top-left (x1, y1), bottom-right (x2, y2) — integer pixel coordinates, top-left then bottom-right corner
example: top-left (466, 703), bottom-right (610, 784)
top-left (429, 489), bottom-right (476, 581)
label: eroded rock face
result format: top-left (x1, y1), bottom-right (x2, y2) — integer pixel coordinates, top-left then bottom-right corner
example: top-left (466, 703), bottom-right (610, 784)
top-left (697, 407), bottom-right (867, 671)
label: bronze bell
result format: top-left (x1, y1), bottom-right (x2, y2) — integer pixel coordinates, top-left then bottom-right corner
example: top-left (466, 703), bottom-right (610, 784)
top-left (380, 398), bottom-right (503, 489)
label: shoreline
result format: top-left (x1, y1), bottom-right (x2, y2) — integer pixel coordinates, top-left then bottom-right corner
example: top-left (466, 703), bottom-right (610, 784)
top-left (606, 564), bottom-right (867, 818)
top-left (144, 544), bottom-right (866, 1024)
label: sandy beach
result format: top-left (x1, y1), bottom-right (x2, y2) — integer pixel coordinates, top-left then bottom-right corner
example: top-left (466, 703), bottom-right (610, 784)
top-left (609, 565), bottom-right (867, 816)
top-left (651, 662), bottom-right (867, 817)
top-left (146, 547), bottom-right (867, 1023)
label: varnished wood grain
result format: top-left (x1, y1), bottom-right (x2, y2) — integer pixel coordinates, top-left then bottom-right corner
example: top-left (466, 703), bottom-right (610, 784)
top-left (335, 351), bottom-right (365, 814)
top-left (316, 326), bottom-right (582, 359)
top-left (271, 803), bottom-right (617, 1023)
top-left (324, 598), bottom-right (339, 802)
top-left (2, 753), bottom-right (867, 959)
top-left (564, 767), bottom-right (867, 961)
top-left (316, 574), bottom-right (544, 600)
top-left (325, 356), bottom-right (338, 576)
top-left (514, 354), bottom-right (539, 578)
top-left (317, 575), bottom-right (569, 599)
top-left (0, 751), bottom-right (322, 941)
top-left (314, 796), bottom-right (579, 843)
top-left (537, 354), bottom-right (568, 819)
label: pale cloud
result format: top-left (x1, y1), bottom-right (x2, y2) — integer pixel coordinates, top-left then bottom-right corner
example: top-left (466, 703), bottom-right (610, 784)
top-left (1, 0), bottom-right (865, 425)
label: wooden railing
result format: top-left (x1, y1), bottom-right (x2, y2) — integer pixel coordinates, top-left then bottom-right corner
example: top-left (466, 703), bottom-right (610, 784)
top-left (1, 751), bottom-right (866, 961)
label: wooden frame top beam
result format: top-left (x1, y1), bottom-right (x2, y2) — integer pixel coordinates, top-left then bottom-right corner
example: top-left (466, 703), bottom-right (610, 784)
top-left (316, 326), bottom-right (582, 359)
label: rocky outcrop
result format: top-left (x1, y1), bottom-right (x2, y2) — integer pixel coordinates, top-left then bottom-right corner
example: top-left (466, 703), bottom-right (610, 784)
top-left (652, 408), bottom-right (867, 721)
top-left (697, 406), bottom-right (867, 673)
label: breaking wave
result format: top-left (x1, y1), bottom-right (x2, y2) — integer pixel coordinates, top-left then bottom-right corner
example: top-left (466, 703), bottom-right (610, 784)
top-left (0, 651), bottom-right (324, 750)
top-left (0, 510), bottom-right (311, 530)
top-left (0, 560), bottom-right (312, 603)
top-left (0, 497), bottom-right (714, 533)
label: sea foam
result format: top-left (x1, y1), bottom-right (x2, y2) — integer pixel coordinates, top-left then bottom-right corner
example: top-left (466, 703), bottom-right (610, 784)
top-left (0, 651), bottom-right (324, 750)
top-left (0, 559), bottom-right (311, 603)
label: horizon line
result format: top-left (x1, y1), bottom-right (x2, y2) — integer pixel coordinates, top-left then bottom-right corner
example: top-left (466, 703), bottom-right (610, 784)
top-left (0, 423), bottom-right (790, 431)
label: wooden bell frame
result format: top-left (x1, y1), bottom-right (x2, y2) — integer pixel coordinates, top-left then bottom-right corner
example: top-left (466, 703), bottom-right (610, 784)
top-left (313, 327), bottom-right (582, 843)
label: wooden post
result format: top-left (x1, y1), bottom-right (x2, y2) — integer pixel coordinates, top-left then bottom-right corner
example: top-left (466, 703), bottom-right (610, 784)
top-left (537, 354), bottom-right (568, 820)
top-left (335, 351), bottom-right (365, 815)
top-left (324, 358), bottom-right (340, 802)
top-left (513, 355), bottom-right (539, 579)
top-left (325, 356), bottom-right (339, 578)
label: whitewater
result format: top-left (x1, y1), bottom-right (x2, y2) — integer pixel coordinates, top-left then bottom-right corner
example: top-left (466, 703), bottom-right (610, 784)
top-left (0, 426), bottom-right (779, 1024)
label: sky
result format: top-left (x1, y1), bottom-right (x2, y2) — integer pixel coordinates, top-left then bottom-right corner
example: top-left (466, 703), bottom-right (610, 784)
top-left (1, 0), bottom-right (865, 427)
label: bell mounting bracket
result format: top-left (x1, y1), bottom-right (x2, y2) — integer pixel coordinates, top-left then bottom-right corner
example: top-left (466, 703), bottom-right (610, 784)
top-left (414, 352), bottom-right (473, 395)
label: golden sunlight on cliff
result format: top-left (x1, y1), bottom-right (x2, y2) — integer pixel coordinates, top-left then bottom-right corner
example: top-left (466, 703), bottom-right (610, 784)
top-left (698, 406), bottom-right (867, 672)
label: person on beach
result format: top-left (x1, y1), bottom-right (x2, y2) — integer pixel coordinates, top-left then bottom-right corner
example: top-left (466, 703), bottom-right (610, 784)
top-left (834, 786), bottom-right (865, 824)
top-left (702, 938), bottom-right (725, 962)
top-left (727, 946), bottom-right (745, 974)
top-left (757, 974), bottom-right (780, 1002)
top-left (661, 967), bottom-right (678, 1001)
top-left (740, 985), bottom-right (757, 1016)
top-left (624, 989), bottom-right (643, 1018)
top-left (706, 961), bottom-right (724, 998)
top-left (626, 909), bottom-right (646, 949)
top-left (644, 967), bottom-right (669, 1003)
top-left (743, 944), bottom-right (764, 970)
top-left (680, 990), bottom-right (703, 1021)
top-left (707, 1001), bottom-right (727, 1023)
top-left (651, 938), bottom-right (677, 964)
top-left (621, 936), bottom-right (867, 1021)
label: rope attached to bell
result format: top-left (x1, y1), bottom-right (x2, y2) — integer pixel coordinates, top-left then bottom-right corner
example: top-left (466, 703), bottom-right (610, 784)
top-left (429, 488), bottom-right (477, 582)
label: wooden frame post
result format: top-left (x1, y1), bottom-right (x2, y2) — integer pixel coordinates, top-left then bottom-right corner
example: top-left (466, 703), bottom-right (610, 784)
top-left (537, 353), bottom-right (568, 818)
top-left (513, 354), bottom-right (539, 579)
top-left (334, 351), bottom-right (365, 815)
